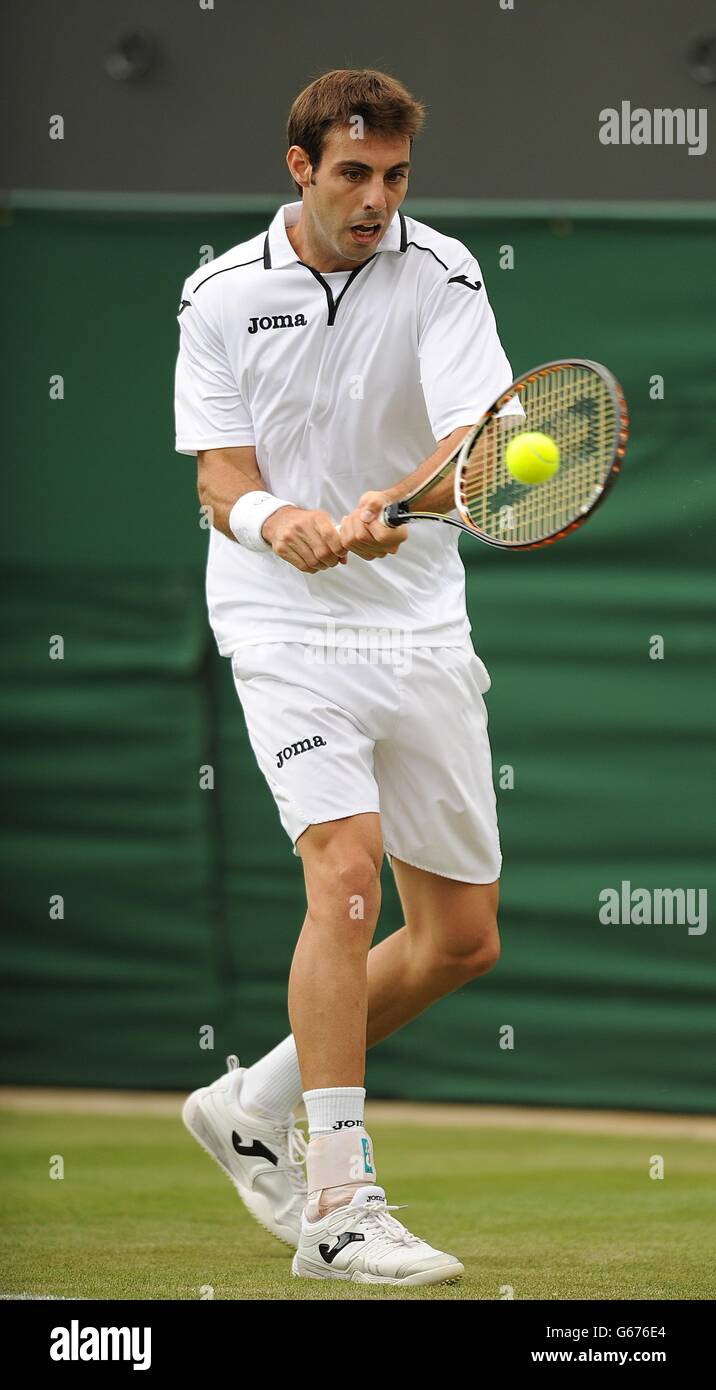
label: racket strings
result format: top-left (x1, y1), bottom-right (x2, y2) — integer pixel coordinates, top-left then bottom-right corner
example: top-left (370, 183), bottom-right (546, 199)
top-left (460, 364), bottom-right (618, 545)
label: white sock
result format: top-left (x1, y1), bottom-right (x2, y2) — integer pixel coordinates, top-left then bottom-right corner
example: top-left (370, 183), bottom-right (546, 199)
top-left (303, 1086), bottom-right (366, 1137)
top-left (240, 1035), bottom-right (303, 1121)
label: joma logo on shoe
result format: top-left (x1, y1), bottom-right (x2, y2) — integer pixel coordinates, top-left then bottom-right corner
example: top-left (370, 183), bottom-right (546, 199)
top-left (319, 1232), bottom-right (365, 1264)
top-left (231, 1131), bottom-right (279, 1165)
top-left (275, 736), bottom-right (327, 769)
top-left (248, 313), bottom-right (308, 333)
top-left (332, 1119), bottom-right (364, 1128)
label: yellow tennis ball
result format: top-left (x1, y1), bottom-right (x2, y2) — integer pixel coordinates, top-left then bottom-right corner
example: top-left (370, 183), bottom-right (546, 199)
top-left (504, 431), bottom-right (561, 484)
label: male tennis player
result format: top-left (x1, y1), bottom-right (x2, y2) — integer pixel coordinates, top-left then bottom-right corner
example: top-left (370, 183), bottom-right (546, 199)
top-left (177, 69), bottom-right (515, 1287)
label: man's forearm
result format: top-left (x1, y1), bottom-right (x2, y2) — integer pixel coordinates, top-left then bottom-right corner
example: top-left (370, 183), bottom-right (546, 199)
top-left (198, 453), bottom-right (269, 541)
top-left (382, 424), bottom-right (474, 514)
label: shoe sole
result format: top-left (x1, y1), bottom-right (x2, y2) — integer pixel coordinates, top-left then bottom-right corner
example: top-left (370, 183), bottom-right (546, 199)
top-left (291, 1252), bottom-right (464, 1286)
top-left (182, 1086), bottom-right (300, 1250)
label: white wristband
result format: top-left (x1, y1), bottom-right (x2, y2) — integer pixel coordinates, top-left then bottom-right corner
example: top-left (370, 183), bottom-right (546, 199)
top-left (228, 491), bottom-right (293, 551)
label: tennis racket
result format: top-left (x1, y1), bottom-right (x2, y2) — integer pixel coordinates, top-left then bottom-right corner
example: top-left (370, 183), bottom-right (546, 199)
top-left (382, 359), bottom-right (628, 550)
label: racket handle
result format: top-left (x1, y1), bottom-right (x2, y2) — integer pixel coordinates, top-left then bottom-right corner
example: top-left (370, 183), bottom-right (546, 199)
top-left (382, 500), bottom-right (410, 527)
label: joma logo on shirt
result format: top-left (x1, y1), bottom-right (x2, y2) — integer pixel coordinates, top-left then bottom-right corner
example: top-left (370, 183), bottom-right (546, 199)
top-left (248, 313), bottom-right (308, 334)
top-left (276, 735), bottom-right (327, 769)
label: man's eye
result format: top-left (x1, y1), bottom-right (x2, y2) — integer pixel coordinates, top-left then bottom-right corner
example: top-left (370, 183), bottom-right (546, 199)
top-left (342, 170), bottom-right (406, 182)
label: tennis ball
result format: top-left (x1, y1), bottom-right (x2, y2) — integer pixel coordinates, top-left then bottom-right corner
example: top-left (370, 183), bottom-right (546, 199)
top-left (504, 431), bottom-right (561, 485)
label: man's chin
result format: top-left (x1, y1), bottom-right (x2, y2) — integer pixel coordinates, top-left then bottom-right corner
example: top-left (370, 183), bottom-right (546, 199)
top-left (330, 243), bottom-right (371, 268)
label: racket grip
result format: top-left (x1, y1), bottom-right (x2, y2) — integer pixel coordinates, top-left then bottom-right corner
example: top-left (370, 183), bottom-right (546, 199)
top-left (382, 500), bottom-right (410, 527)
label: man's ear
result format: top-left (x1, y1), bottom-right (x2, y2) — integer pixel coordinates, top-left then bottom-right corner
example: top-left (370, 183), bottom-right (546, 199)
top-left (286, 144), bottom-right (312, 190)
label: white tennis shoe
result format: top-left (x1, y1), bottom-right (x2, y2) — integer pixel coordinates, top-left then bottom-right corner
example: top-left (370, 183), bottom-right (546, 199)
top-left (182, 1054), bottom-right (307, 1248)
top-left (291, 1183), bottom-right (464, 1286)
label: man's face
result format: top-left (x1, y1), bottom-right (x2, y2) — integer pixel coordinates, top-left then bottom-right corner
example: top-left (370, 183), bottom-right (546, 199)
top-left (298, 125), bottom-right (410, 263)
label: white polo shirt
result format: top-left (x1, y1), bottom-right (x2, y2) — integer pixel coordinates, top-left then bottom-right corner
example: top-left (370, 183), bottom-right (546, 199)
top-left (174, 200), bottom-right (516, 656)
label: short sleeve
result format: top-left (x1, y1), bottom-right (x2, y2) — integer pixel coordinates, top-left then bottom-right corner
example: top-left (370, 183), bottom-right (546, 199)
top-left (418, 255), bottom-right (520, 440)
top-left (174, 284), bottom-right (256, 456)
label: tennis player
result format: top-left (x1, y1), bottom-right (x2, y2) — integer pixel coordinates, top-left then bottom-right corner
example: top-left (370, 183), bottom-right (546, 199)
top-left (177, 68), bottom-right (515, 1287)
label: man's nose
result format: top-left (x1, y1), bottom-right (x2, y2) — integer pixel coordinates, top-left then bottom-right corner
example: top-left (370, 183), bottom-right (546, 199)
top-left (363, 180), bottom-right (388, 213)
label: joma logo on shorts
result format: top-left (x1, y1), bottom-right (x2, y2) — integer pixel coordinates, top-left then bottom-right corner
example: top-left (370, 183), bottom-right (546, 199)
top-left (275, 735), bottom-right (327, 769)
top-left (248, 313), bottom-right (308, 334)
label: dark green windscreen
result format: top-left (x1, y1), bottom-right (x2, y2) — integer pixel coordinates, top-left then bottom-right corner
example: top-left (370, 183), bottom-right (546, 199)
top-left (1, 206), bottom-right (714, 1110)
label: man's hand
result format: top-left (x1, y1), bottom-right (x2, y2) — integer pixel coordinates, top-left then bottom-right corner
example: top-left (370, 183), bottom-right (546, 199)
top-left (338, 491), bottom-right (409, 561)
top-left (261, 506), bottom-right (348, 573)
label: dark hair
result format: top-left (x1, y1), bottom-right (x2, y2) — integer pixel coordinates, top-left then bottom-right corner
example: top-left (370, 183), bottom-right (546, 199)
top-left (286, 68), bottom-right (426, 195)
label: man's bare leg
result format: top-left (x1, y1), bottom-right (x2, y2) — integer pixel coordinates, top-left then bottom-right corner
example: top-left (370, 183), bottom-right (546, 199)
top-left (289, 814), bottom-right (383, 1086)
top-left (365, 856), bottom-right (500, 1045)
top-left (289, 814), bottom-right (382, 1216)
top-left (289, 814), bottom-right (499, 1217)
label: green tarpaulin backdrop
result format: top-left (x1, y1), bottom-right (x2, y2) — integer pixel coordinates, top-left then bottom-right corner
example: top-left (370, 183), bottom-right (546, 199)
top-left (1, 203), bottom-right (714, 1110)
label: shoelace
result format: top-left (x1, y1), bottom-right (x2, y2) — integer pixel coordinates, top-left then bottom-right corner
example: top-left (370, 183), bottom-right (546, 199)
top-left (225, 1057), bottom-right (309, 1197)
top-left (348, 1201), bottom-right (423, 1248)
top-left (275, 1118), bottom-right (309, 1196)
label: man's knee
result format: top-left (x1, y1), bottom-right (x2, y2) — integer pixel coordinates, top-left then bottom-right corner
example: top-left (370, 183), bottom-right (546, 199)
top-left (298, 815), bottom-right (383, 928)
top-left (428, 909), bottom-right (501, 982)
top-left (331, 851), bottom-right (382, 920)
top-left (459, 926), bottom-right (501, 978)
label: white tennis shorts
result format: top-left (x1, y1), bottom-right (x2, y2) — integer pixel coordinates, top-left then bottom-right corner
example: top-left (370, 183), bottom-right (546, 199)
top-left (230, 638), bottom-right (502, 883)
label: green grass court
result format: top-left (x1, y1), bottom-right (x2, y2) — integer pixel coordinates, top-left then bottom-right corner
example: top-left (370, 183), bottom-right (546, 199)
top-left (2, 1104), bottom-right (714, 1300)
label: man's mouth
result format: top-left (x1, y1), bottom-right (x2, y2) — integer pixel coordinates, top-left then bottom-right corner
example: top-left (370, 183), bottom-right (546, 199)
top-left (349, 222), bottom-right (383, 244)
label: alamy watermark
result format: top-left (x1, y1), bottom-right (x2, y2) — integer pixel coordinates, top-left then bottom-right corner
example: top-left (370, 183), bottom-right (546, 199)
top-left (50, 1321), bottom-right (150, 1370)
top-left (599, 101), bottom-right (707, 156)
top-left (303, 619), bottom-right (415, 673)
top-left (598, 880), bottom-right (708, 935)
